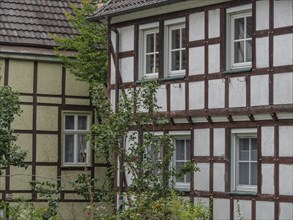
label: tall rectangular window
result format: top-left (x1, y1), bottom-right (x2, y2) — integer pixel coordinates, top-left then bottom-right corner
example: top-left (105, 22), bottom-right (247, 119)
top-left (173, 137), bottom-right (190, 190)
top-left (226, 5), bottom-right (252, 70)
top-left (232, 13), bottom-right (252, 67)
top-left (169, 25), bottom-right (186, 74)
top-left (231, 129), bottom-right (257, 192)
top-left (164, 19), bottom-right (186, 76)
top-left (139, 23), bottom-right (159, 79)
top-left (237, 137), bottom-right (257, 186)
top-left (144, 29), bottom-right (159, 76)
top-left (63, 113), bottom-right (91, 166)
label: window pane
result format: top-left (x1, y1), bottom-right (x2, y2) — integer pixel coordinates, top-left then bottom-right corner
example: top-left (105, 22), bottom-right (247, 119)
top-left (181, 28), bottom-right (186, 47)
top-left (155, 54), bottom-right (159, 73)
top-left (65, 115), bottom-right (74, 130)
top-left (65, 135), bottom-right (74, 162)
top-left (251, 138), bottom-right (257, 161)
top-left (171, 29), bottom-right (180, 49)
top-left (186, 139), bottom-right (190, 160)
top-left (176, 140), bottom-right (185, 160)
top-left (78, 116), bottom-right (88, 130)
top-left (77, 134), bottom-right (87, 163)
top-left (234, 18), bottom-right (244, 40)
top-left (171, 51), bottom-right (180, 71)
top-left (146, 33), bottom-right (154, 53)
top-left (156, 32), bottom-right (159, 52)
top-left (246, 40), bottom-right (252, 62)
top-left (146, 54), bottom-right (154, 74)
top-left (182, 49), bottom-right (186, 70)
top-left (246, 16), bottom-right (252, 38)
top-left (251, 162), bottom-right (257, 185)
top-left (176, 162), bottom-right (184, 182)
top-left (239, 162), bottom-right (249, 185)
top-left (234, 41), bottom-right (244, 63)
top-left (185, 172), bottom-right (190, 183)
top-left (239, 138), bottom-right (249, 160)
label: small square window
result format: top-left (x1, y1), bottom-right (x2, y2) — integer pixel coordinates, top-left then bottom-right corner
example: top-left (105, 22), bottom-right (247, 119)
top-left (63, 113), bottom-right (91, 166)
top-left (231, 128), bottom-right (257, 192)
top-left (226, 5), bottom-right (252, 70)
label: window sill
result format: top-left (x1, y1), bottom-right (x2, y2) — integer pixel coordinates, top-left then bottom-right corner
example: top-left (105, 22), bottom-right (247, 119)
top-left (62, 164), bottom-right (92, 168)
top-left (228, 191), bottom-right (257, 196)
top-left (223, 67), bottom-right (252, 74)
top-left (136, 78), bottom-right (158, 84)
top-left (161, 75), bottom-right (185, 81)
top-left (174, 183), bottom-right (190, 192)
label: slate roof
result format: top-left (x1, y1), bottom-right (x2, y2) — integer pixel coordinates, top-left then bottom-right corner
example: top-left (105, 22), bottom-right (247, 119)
top-left (0, 0), bottom-right (80, 48)
top-left (94, 0), bottom-right (181, 18)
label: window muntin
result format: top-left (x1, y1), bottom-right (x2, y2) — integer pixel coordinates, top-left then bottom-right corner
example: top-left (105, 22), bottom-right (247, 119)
top-left (231, 13), bottom-right (252, 68)
top-left (231, 129), bottom-right (257, 192)
top-left (174, 138), bottom-right (190, 184)
top-left (167, 24), bottom-right (186, 76)
top-left (63, 114), bottom-right (91, 166)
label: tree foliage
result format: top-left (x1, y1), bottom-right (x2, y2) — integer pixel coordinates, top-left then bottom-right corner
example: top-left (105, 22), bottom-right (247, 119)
top-left (0, 85), bottom-right (26, 173)
top-left (53, 1), bottom-right (209, 219)
top-left (53, 0), bottom-right (108, 85)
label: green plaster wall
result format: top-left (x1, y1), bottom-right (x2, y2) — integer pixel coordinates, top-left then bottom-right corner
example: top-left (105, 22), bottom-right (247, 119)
top-left (8, 60), bottom-right (34, 93)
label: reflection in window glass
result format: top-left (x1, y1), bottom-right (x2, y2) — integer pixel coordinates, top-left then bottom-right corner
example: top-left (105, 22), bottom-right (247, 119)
top-left (65, 135), bottom-right (74, 162)
top-left (77, 134), bottom-right (87, 162)
top-left (78, 116), bottom-right (88, 130)
top-left (65, 115), bottom-right (74, 130)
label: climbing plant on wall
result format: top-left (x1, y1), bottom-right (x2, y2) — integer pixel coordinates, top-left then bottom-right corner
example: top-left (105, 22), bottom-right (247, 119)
top-left (0, 85), bottom-right (26, 172)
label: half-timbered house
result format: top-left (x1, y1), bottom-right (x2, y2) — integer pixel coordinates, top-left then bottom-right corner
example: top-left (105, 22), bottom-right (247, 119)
top-left (0, 1), bottom-right (108, 219)
top-left (94, 0), bottom-right (293, 219)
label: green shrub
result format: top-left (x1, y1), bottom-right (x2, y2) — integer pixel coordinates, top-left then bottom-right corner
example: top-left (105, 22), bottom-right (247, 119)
top-left (91, 190), bottom-right (210, 220)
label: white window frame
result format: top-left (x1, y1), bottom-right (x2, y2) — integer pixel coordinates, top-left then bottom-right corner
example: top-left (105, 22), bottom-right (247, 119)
top-left (226, 5), bottom-right (252, 70)
top-left (231, 128), bottom-right (257, 192)
top-left (169, 130), bottom-right (191, 191)
top-left (139, 22), bottom-right (159, 79)
top-left (164, 18), bottom-right (186, 77)
top-left (62, 112), bottom-right (91, 166)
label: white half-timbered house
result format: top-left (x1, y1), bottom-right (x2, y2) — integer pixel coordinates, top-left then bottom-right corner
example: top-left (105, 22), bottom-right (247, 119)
top-left (94, 0), bottom-right (293, 219)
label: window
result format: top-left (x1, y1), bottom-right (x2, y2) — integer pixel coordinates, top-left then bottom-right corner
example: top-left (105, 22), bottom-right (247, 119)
top-left (173, 137), bottom-right (190, 190)
top-left (231, 129), bottom-right (257, 192)
top-left (139, 23), bottom-right (159, 78)
top-left (63, 113), bottom-right (91, 166)
top-left (226, 5), bottom-right (252, 70)
top-left (146, 136), bottom-right (163, 177)
top-left (138, 19), bottom-right (186, 79)
top-left (165, 19), bottom-right (186, 76)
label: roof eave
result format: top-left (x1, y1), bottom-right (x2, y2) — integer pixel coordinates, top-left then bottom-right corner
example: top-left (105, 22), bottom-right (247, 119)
top-left (90, 0), bottom-right (184, 21)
